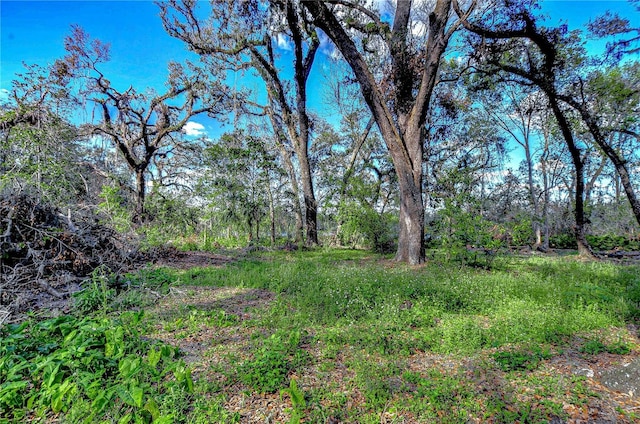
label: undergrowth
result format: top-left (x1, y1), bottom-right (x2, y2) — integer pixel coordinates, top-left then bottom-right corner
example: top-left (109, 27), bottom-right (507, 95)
top-left (0, 311), bottom-right (194, 423)
top-left (2, 249), bottom-right (639, 423)
top-left (183, 250), bottom-right (640, 354)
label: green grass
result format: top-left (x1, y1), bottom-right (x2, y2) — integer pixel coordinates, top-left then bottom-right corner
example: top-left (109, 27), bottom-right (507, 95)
top-left (180, 250), bottom-right (639, 353)
top-left (2, 249), bottom-right (639, 423)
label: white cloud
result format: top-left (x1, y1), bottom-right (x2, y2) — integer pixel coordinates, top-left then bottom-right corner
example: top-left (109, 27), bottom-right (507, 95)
top-left (411, 21), bottom-right (427, 37)
top-left (276, 33), bottom-right (293, 51)
top-left (0, 88), bottom-right (10, 103)
top-left (317, 30), bottom-right (342, 61)
top-left (183, 121), bottom-right (206, 137)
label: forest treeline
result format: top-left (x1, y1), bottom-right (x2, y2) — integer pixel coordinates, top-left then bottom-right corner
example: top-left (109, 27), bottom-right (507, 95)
top-left (1, 0), bottom-right (640, 264)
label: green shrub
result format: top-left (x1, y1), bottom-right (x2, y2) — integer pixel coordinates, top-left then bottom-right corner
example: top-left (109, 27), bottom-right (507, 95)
top-left (337, 202), bottom-right (396, 253)
top-left (580, 339), bottom-right (631, 355)
top-left (97, 184), bottom-right (133, 233)
top-left (72, 266), bottom-right (116, 315)
top-left (493, 347), bottom-right (553, 372)
top-left (73, 267), bottom-right (172, 315)
top-left (549, 233), bottom-right (577, 249)
top-left (237, 331), bottom-right (310, 393)
top-left (0, 312), bottom-right (193, 423)
top-left (549, 233), bottom-right (640, 251)
top-left (586, 234), bottom-right (640, 251)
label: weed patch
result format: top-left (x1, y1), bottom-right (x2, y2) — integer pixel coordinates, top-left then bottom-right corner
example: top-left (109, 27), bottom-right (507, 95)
top-left (237, 330), bottom-right (311, 393)
top-left (0, 312), bottom-right (199, 423)
top-left (580, 338), bottom-right (632, 355)
top-left (6, 250), bottom-right (640, 423)
top-left (493, 347), bottom-right (554, 372)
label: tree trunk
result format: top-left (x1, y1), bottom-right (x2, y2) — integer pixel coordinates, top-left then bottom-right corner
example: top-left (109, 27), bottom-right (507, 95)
top-left (266, 178), bottom-right (276, 245)
top-left (304, 0), bottom-right (451, 264)
top-left (289, 0), bottom-right (320, 247)
top-left (297, 150), bottom-right (318, 246)
top-left (523, 142), bottom-right (543, 249)
top-left (283, 155), bottom-right (305, 244)
top-left (395, 164), bottom-right (425, 264)
top-left (255, 213), bottom-right (260, 242)
top-left (267, 112), bottom-right (304, 244)
top-left (585, 154), bottom-right (606, 208)
top-left (541, 168), bottom-right (550, 251)
top-left (548, 97), bottom-right (594, 258)
top-left (134, 168), bottom-right (146, 223)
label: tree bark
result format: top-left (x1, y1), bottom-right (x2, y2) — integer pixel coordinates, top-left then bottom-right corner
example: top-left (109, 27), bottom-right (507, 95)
top-left (304, 0), bottom-right (455, 264)
top-left (287, 0), bottom-right (319, 246)
top-left (266, 176), bottom-right (276, 245)
top-left (548, 97), bottom-right (594, 258)
top-left (268, 117), bottom-right (304, 243)
top-left (560, 95), bottom-right (640, 227)
top-left (134, 168), bottom-right (146, 223)
top-left (297, 151), bottom-right (318, 245)
top-left (395, 159), bottom-right (426, 263)
top-left (540, 142), bottom-right (551, 251)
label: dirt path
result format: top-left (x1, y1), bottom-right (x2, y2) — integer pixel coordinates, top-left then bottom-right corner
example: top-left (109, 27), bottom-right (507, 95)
top-left (150, 249), bottom-right (236, 269)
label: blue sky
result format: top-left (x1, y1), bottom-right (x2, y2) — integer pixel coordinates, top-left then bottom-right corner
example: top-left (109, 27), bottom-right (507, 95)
top-left (1, 0), bottom-right (638, 137)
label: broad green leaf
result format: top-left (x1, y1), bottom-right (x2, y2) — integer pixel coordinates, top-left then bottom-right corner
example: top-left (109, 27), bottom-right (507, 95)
top-left (45, 363), bottom-right (62, 388)
top-left (105, 326), bottom-right (125, 359)
top-left (147, 347), bottom-right (161, 369)
top-left (63, 329), bottom-right (78, 344)
top-left (119, 357), bottom-right (141, 378)
top-left (118, 413), bottom-right (132, 424)
top-left (184, 367), bottom-right (194, 394)
top-left (0, 381), bottom-right (28, 391)
top-left (51, 393), bottom-right (64, 413)
top-left (130, 385), bottom-right (144, 408)
top-left (91, 391), bottom-right (112, 414)
top-left (143, 397), bottom-right (160, 419)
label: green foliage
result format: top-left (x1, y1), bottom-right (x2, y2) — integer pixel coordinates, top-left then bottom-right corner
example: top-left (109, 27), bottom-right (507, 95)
top-left (402, 369), bottom-right (474, 422)
top-left (337, 201), bottom-right (396, 252)
top-left (72, 266), bottom-right (115, 315)
top-left (73, 267), bottom-right (172, 315)
top-left (549, 232), bottom-right (578, 249)
top-left (97, 184), bottom-right (133, 233)
top-left (163, 307), bottom-right (238, 333)
top-left (493, 347), bottom-right (554, 372)
top-left (0, 96), bottom-right (84, 206)
top-left (509, 217), bottom-right (534, 246)
top-left (579, 338), bottom-right (631, 355)
top-left (237, 330), bottom-right (310, 393)
top-left (12, 249), bottom-right (636, 423)
top-left (549, 233), bottom-right (640, 251)
top-left (198, 131), bottom-right (279, 243)
top-left (605, 341), bottom-right (632, 355)
top-left (145, 192), bottom-right (200, 235)
top-left (432, 199), bottom-right (505, 267)
top-left (183, 251), bottom-right (639, 355)
top-left (280, 378), bottom-right (306, 423)
top-left (586, 234), bottom-right (640, 251)
top-left (353, 360), bottom-right (398, 410)
top-left (0, 312), bottom-right (194, 423)
top-left (579, 339), bottom-right (607, 355)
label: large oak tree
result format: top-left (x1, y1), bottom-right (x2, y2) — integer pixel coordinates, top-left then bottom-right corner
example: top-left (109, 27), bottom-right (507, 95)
top-left (303, 0), bottom-right (472, 264)
top-left (55, 26), bottom-right (221, 222)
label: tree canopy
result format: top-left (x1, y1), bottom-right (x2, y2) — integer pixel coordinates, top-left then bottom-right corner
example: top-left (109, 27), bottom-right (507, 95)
top-left (2, 0), bottom-right (639, 261)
